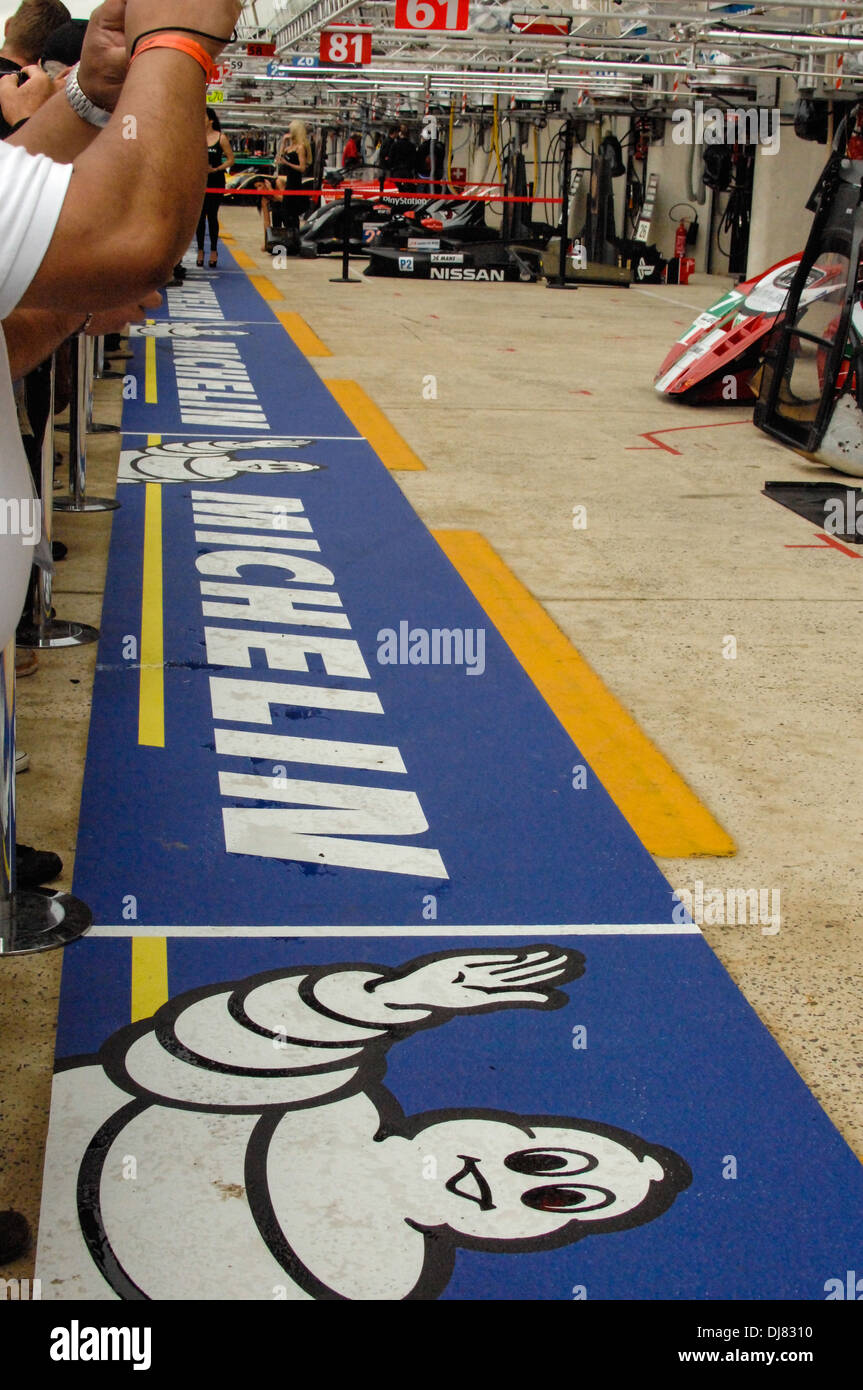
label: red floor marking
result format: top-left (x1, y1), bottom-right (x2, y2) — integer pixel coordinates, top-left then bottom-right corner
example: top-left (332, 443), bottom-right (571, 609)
top-left (570, 389), bottom-right (593, 395)
top-left (785, 532), bottom-right (862, 559)
top-left (626, 420), bottom-right (750, 455)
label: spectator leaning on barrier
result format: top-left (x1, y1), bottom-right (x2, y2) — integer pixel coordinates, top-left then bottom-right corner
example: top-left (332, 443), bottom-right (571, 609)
top-left (1, 0), bottom-right (244, 640)
top-left (0, 0), bottom-right (243, 1269)
top-left (3, 16), bottom-right (88, 518)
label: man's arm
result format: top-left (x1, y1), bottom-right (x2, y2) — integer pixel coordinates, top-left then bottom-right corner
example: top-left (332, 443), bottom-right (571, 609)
top-left (3, 292), bottom-right (161, 379)
top-left (15, 0), bottom-right (242, 312)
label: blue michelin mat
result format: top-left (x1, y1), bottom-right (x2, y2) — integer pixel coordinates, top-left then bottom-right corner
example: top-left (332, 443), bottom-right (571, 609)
top-left (42, 933), bottom-right (863, 1301)
top-left (71, 257), bottom-right (678, 928)
top-left (37, 250), bottom-right (862, 1303)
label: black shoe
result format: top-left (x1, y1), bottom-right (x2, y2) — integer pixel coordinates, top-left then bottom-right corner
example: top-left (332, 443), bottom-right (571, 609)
top-left (0, 1210), bottom-right (30, 1264)
top-left (52, 540), bottom-right (67, 561)
top-left (16, 843), bottom-right (62, 888)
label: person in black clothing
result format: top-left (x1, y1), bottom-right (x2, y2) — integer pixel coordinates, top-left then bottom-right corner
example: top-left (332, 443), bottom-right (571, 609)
top-left (383, 121), bottom-right (418, 190)
top-left (196, 108), bottom-right (234, 268)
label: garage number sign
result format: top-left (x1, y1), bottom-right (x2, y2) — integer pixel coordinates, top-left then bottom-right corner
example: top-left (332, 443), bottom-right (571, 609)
top-left (394, 0), bottom-right (470, 32)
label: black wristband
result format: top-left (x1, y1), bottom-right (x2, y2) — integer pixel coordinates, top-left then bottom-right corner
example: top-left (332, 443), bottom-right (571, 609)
top-left (130, 26), bottom-right (237, 58)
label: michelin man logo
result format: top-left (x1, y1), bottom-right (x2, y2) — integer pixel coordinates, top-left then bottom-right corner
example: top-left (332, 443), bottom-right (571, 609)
top-left (40, 946), bottom-right (691, 1301)
top-left (117, 438), bottom-right (324, 484)
top-left (128, 323), bottom-right (250, 339)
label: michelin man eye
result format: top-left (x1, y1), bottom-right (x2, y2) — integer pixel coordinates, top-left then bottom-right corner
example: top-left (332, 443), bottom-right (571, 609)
top-left (505, 1148), bottom-right (597, 1176)
top-left (520, 1184), bottom-right (616, 1214)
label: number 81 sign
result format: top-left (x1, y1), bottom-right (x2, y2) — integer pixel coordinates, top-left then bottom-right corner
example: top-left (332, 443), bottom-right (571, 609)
top-left (394, 0), bottom-right (470, 31)
top-left (320, 27), bottom-right (372, 64)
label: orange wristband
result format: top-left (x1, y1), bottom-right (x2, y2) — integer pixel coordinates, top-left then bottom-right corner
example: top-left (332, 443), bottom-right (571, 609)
top-left (129, 34), bottom-right (216, 84)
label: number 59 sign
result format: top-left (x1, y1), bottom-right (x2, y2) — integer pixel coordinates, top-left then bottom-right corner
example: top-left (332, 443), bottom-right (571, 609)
top-left (394, 0), bottom-right (470, 31)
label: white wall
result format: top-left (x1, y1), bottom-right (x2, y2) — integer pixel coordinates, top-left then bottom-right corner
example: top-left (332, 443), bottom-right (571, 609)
top-left (746, 127), bottom-right (827, 279)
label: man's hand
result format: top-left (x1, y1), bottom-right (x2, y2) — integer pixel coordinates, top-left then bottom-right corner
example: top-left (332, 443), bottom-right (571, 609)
top-left (370, 947), bottom-right (584, 1013)
top-left (125, 1), bottom-right (244, 59)
top-left (86, 290), bottom-right (162, 336)
top-left (0, 66), bottom-right (55, 126)
top-left (78, 0), bottom-right (129, 113)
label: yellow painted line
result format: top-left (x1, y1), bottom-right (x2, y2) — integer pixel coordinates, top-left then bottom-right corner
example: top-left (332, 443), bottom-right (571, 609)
top-left (138, 482), bottom-right (165, 748)
top-left (131, 938), bottom-right (168, 1021)
top-left (433, 530), bottom-right (735, 859)
top-left (249, 274), bottom-right (282, 302)
top-left (323, 380), bottom-right (426, 472)
top-left (231, 247), bottom-right (256, 269)
top-left (275, 311), bottom-right (332, 357)
top-left (220, 231), bottom-right (235, 243)
top-left (144, 319), bottom-right (157, 404)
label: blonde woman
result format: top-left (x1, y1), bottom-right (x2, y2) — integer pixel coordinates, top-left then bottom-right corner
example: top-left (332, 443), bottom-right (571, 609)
top-left (274, 120), bottom-right (312, 234)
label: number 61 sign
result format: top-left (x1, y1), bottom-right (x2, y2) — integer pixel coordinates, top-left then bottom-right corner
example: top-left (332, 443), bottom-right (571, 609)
top-left (394, 0), bottom-right (470, 31)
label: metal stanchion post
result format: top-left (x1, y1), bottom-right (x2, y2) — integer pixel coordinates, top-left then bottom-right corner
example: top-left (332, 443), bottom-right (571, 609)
top-left (330, 187), bottom-right (361, 284)
top-left (93, 333), bottom-right (123, 382)
top-left (547, 117), bottom-right (578, 292)
top-left (17, 355), bottom-right (99, 650)
top-left (85, 334), bottom-right (120, 435)
top-left (54, 333), bottom-right (120, 514)
top-left (0, 636), bottom-right (92, 955)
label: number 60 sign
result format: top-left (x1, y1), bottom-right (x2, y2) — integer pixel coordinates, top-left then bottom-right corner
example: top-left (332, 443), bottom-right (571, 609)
top-left (394, 0), bottom-right (470, 31)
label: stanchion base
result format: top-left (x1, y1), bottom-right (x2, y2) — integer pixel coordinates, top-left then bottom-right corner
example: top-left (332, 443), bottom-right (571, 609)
top-left (329, 276), bottom-right (362, 284)
top-left (16, 619), bottom-right (99, 649)
top-left (546, 282), bottom-right (580, 290)
top-left (54, 496), bottom-right (120, 513)
top-left (88, 423), bottom-right (121, 434)
top-left (0, 889), bottom-right (92, 956)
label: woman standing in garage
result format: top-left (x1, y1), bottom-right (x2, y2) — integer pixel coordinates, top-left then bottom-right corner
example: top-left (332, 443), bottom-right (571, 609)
top-left (196, 107), bottom-right (234, 268)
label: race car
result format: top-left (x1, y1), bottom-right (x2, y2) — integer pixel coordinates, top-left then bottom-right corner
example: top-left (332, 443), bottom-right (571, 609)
top-left (300, 188), bottom-right (494, 259)
top-left (654, 256), bottom-right (842, 403)
top-left (364, 239), bottom-right (544, 282)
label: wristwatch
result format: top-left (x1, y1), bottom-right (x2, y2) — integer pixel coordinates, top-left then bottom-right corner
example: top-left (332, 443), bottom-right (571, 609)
top-left (65, 63), bottom-right (111, 129)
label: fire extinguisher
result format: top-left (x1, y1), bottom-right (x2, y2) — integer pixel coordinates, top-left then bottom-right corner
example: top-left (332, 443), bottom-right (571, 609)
top-left (848, 106), bottom-right (863, 160)
top-left (674, 218), bottom-right (688, 259)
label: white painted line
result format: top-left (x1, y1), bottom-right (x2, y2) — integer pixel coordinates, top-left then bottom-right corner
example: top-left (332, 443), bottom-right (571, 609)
top-left (117, 431), bottom-right (363, 441)
top-left (633, 285), bottom-right (708, 312)
top-left (88, 922), bottom-right (700, 938)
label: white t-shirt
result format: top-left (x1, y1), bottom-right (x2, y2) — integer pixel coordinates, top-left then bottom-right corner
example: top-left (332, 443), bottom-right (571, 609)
top-left (0, 140), bottom-right (72, 651)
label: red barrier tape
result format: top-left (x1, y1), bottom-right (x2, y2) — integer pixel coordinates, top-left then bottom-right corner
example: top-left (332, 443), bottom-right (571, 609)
top-left (214, 188), bottom-right (562, 203)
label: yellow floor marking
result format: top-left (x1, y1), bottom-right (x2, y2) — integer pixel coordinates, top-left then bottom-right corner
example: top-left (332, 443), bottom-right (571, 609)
top-left (131, 937), bottom-right (168, 1021)
top-left (231, 247), bottom-right (256, 269)
top-left (433, 530), bottom-right (735, 859)
top-left (139, 482), bottom-right (165, 748)
top-left (323, 381), bottom-right (426, 471)
top-left (275, 311), bottom-right (332, 357)
top-left (144, 320), bottom-right (157, 404)
top-left (249, 274), bottom-right (282, 302)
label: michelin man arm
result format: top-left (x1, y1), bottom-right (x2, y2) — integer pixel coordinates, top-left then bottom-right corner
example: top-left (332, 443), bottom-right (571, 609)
top-left (104, 949), bottom-right (584, 1113)
top-left (305, 947), bottom-right (584, 1026)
